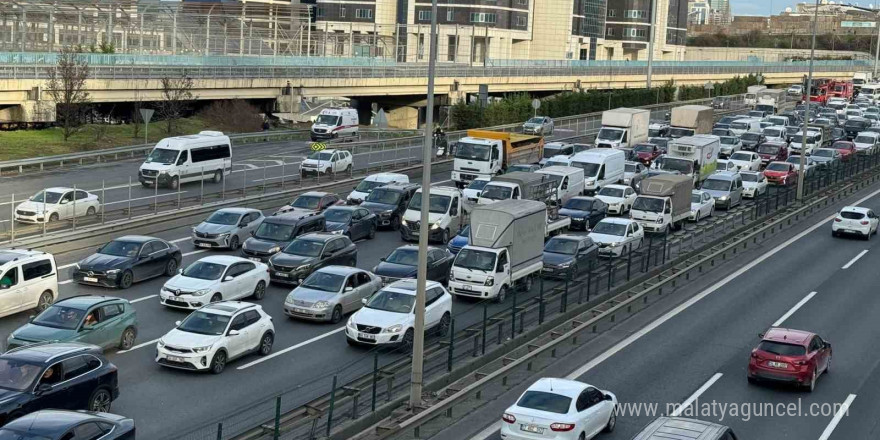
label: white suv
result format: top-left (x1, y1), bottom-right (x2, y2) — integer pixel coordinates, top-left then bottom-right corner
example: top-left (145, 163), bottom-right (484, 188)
top-left (301, 149), bottom-right (354, 176)
top-left (156, 302), bottom-right (275, 374)
top-left (0, 249), bottom-right (57, 318)
top-left (346, 279), bottom-right (451, 349)
top-left (14, 187), bottom-right (101, 223)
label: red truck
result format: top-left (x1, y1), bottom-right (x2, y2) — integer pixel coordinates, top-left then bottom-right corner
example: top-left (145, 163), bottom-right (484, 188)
top-left (829, 80), bottom-right (853, 101)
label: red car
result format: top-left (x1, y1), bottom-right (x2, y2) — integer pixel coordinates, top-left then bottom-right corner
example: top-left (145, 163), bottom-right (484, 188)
top-left (830, 140), bottom-right (857, 162)
top-left (632, 143), bottom-right (662, 166)
top-left (763, 161), bottom-right (798, 186)
top-left (749, 328), bottom-right (832, 392)
top-left (756, 141), bottom-right (789, 166)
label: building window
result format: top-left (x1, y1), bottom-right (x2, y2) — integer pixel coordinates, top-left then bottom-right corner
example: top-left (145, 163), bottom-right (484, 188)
top-left (316, 7), bottom-right (325, 18)
top-left (340, 6), bottom-right (346, 18)
top-left (418, 10), bottom-right (431, 21)
top-left (607, 9), bottom-right (615, 17)
top-left (355, 9), bottom-right (373, 19)
top-left (515, 16), bottom-right (527, 27)
top-left (517, 0), bottom-right (528, 5)
top-left (606, 27), bottom-right (614, 36)
top-left (418, 33), bottom-right (425, 60)
top-left (624, 10), bottom-right (646, 19)
top-left (470, 12), bottom-right (497, 23)
top-left (447, 9), bottom-right (454, 21)
top-left (624, 28), bottom-right (646, 38)
top-left (447, 35), bottom-right (458, 61)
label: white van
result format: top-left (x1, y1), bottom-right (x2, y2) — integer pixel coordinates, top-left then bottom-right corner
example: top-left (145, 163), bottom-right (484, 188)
top-left (311, 108), bottom-right (359, 141)
top-left (859, 84), bottom-right (880, 104)
top-left (535, 166), bottom-right (585, 205)
top-left (729, 118), bottom-right (762, 136)
top-left (0, 249), bottom-right (58, 318)
top-left (570, 149), bottom-right (625, 194)
top-left (139, 131), bottom-right (232, 189)
top-left (347, 173), bottom-right (409, 204)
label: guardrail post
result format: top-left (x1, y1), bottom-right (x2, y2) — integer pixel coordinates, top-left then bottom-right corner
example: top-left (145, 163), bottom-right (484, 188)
top-left (645, 235), bottom-right (654, 270)
top-left (274, 395), bottom-right (281, 440)
top-left (216, 422), bottom-right (223, 440)
top-left (662, 231), bottom-right (668, 264)
top-left (72, 184), bottom-right (77, 232)
top-left (481, 303), bottom-right (487, 355)
top-left (371, 352), bottom-right (378, 412)
top-left (262, 164), bottom-right (267, 194)
top-left (281, 162), bottom-right (285, 189)
top-left (153, 176), bottom-right (159, 214)
top-left (562, 275), bottom-right (569, 313)
top-left (242, 167), bottom-right (248, 205)
top-left (606, 258), bottom-right (612, 290)
top-left (586, 260), bottom-right (592, 301)
top-left (9, 194), bottom-right (15, 244)
top-left (327, 375), bottom-right (337, 437)
top-left (200, 167), bottom-right (205, 205)
top-left (538, 275), bottom-right (545, 324)
top-left (511, 289), bottom-right (517, 340)
top-left (626, 243), bottom-right (633, 281)
top-left (100, 181), bottom-right (106, 225)
top-left (447, 318), bottom-right (455, 372)
top-left (128, 177), bottom-right (133, 220)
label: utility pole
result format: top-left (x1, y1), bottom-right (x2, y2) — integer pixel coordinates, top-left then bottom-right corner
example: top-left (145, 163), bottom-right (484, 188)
top-left (797, 0), bottom-right (819, 202)
top-left (646, 0), bottom-right (658, 89)
top-left (409, 0), bottom-right (439, 410)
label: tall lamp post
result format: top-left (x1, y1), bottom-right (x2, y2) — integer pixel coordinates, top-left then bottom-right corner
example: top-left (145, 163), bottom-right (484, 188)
top-left (796, 0), bottom-right (819, 202)
top-left (646, 0), bottom-right (658, 89)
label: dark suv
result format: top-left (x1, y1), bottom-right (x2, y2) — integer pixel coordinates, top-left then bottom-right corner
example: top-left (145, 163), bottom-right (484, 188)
top-left (241, 212), bottom-right (326, 262)
top-left (360, 183), bottom-right (420, 230)
top-left (0, 342), bottom-right (119, 425)
top-left (0, 410), bottom-right (135, 439)
top-left (268, 233), bottom-right (358, 284)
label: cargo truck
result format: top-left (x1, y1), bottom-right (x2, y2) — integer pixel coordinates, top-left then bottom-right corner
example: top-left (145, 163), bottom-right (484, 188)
top-left (477, 171), bottom-right (556, 205)
top-left (745, 85), bottom-right (768, 107)
top-left (669, 105), bottom-right (714, 138)
top-left (448, 200), bottom-right (550, 302)
top-left (756, 89), bottom-right (786, 114)
top-left (630, 174), bottom-right (693, 234)
top-left (596, 108), bottom-right (650, 149)
top-left (452, 130), bottom-right (544, 188)
top-left (660, 135), bottom-right (719, 185)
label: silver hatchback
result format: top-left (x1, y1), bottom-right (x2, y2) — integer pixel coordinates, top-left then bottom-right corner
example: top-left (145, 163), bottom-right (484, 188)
top-left (192, 207), bottom-right (265, 250)
top-left (284, 266), bottom-right (382, 323)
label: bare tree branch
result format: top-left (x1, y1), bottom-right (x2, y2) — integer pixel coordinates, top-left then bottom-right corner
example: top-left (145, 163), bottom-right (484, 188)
top-left (157, 74), bottom-right (197, 134)
top-left (45, 48), bottom-right (91, 141)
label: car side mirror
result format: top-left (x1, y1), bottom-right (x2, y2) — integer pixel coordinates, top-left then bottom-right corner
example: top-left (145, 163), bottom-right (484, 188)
top-left (250, 230), bottom-right (256, 236)
top-left (35, 383), bottom-right (52, 395)
top-left (28, 315), bottom-right (35, 322)
top-left (175, 320), bottom-right (182, 326)
top-left (59, 200), bottom-right (68, 205)
top-left (177, 268), bottom-right (183, 274)
top-left (758, 332), bottom-right (765, 339)
top-left (361, 298), bottom-right (368, 305)
top-left (0, 284), bottom-right (9, 290)
top-left (228, 329), bottom-right (240, 336)
top-left (223, 276), bottom-right (234, 282)
top-left (604, 393), bottom-right (613, 401)
top-left (344, 286), bottom-right (353, 292)
top-left (825, 341), bottom-right (831, 349)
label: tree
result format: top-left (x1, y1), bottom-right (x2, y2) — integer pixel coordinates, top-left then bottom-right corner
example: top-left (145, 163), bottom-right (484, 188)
top-left (45, 48), bottom-right (91, 141)
top-left (157, 74), bottom-right (197, 134)
top-left (200, 100), bottom-right (264, 133)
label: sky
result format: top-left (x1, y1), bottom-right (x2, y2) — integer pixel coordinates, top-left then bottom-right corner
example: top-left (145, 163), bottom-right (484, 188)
top-left (732, 0), bottom-right (800, 16)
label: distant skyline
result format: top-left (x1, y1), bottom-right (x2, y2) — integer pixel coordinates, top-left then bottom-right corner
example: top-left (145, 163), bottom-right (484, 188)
top-left (732, 0), bottom-right (799, 15)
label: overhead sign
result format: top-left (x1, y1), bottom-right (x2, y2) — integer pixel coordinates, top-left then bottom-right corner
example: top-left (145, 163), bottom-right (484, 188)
top-left (842, 21), bottom-right (876, 28)
top-left (310, 142), bottom-right (327, 152)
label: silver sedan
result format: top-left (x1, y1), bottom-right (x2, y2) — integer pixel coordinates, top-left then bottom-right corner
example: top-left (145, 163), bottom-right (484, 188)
top-left (284, 266), bottom-right (382, 323)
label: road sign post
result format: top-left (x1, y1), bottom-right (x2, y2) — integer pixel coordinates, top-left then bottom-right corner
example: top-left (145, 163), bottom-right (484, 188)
top-left (140, 108), bottom-right (155, 145)
top-left (531, 98), bottom-right (541, 117)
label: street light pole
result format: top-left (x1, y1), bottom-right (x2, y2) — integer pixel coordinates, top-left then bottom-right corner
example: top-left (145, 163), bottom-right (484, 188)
top-left (646, 0), bottom-right (658, 89)
top-left (409, 0), bottom-right (440, 410)
top-left (797, 0), bottom-right (819, 202)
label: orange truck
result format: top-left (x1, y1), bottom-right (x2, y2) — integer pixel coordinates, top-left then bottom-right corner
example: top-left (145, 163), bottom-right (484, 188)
top-left (451, 129), bottom-right (544, 188)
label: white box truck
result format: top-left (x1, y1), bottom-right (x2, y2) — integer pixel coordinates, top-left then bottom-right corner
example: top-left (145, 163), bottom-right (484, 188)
top-left (596, 108), bottom-right (650, 149)
top-left (630, 174), bottom-right (693, 234)
top-left (448, 200), bottom-right (547, 302)
top-left (452, 130), bottom-right (544, 188)
top-left (745, 85), bottom-right (767, 107)
top-left (660, 135), bottom-right (719, 185)
top-left (669, 105), bottom-right (714, 138)
top-left (756, 89), bottom-right (786, 114)
top-left (477, 171), bottom-right (556, 205)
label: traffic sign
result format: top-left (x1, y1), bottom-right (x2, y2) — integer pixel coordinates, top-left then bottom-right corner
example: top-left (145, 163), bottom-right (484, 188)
top-left (311, 142), bottom-right (327, 152)
top-left (531, 98), bottom-right (541, 110)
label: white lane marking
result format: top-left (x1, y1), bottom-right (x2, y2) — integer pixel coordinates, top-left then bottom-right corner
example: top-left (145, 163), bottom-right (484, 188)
top-left (58, 262), bottom-right (77, 270)
top-left (432, 179), bottom-right (453, 186)
top-left (182, 249), bottom-right (209, 257)
top-left (841, 249), bottom-right (869, 269)
top-left (59, 280), bottom-right (73, 285)
top-left (817, 394), bottom-right (857, 440)
top-left (118, 337), bottom-right (161, 354)
top-left (237, 327), bottom-right (346, 370)
top-left (131, 294), bottom-right (157, 304)
top-left (103, 191), bottom-right (187, 206)
top-left (234, 163), bottom-right (259, 170)
top-left (772, 291), bottom-right (818, 327)
top-left (471, 184), bottom-right (880, 440)
top-left (170, 237), bottom-right (191, 243)
top-left (244, 159), bottom-right (284, 165)
top-left (670, 373), bottom-right (723, 417)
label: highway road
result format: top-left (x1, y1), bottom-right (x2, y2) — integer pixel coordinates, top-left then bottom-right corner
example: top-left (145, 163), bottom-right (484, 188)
top-left (441, 179), bottom-right (880, 440)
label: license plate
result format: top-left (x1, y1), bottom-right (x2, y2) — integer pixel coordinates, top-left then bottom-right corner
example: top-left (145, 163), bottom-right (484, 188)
top-left (197, 243), bottom-right (213, 248)
top-left (768, 361), bottom-right (788, 369)
top-left (275, 272), bottom-right (289, 278)
top-left (358, 332), bottom-right (376, 340)
top-left (84, 277), bottom-right (98, 283)
top-left (167, 355), bottom-right (186, 363)
top-left (461, 284), bottom-right (472, 291)
top-left (293, 307), bottom-right (307, 314)
top-left (521, 424), bottom-right (543, 434)
top-left (249, 257), bottom-right (262, 262)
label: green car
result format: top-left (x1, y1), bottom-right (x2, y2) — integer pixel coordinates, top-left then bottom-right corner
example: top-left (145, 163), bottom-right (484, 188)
top-left (6, 295), bottom-right (138, 351)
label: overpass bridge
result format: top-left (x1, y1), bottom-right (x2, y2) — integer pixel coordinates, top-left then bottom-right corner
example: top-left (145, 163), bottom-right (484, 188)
top-left (0, 52), bottom-right (869, 128)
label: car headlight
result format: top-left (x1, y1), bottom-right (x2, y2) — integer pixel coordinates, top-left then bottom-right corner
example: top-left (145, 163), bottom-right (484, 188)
top-left (347, 317), bottom-right (356, 328)
top-left (296, 264), bottom-right (311, 271)
top-left (285, 295), bottom-right (295, 304)
top-left (401, 219), bottom-right (409, 226)
top-left (313, 301), bottom-right (331, 309)
top-left (331, 229), bottom-right (343, 235)
top-left (194, 289), bottom-right (212, 296)
top-left (218, 233), bottom-right (230, 238)
top-left (385, 324), bottom-right (403, 333)
top-left (719, 196), bottom-right (729, 201)
top-left (484, 277), bottom-right (494, 286)
top-left (269, 246), bottom-right (281, 254)
top-left (105, 269), bottom-right (120, 275)
top-left (73, 263), bottom-right (80, 270)
top-left (191, 227), bottom-right (197, 234)
top-left (655, 217), bottom-right (664, 224)
top-left (242, 241), bottom-right (249, 250)
top-left (431, 223), bottom-right (441, 230)
top-left (157, 340), bottom-right (166, 348)
top-left (192, 345), bottom-right (212, 353)
top-left (572, 217), bottom-right (584, 221)
top-left (381, 210), bottom-right (393, 217)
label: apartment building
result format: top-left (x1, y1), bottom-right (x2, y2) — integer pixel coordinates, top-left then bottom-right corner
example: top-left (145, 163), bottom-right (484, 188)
top-left (601, 0), bottom-right (687, 61)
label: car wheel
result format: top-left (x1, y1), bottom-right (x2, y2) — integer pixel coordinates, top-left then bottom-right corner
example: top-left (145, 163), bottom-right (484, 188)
top-left (832, 230), bottom-right (838, 237)
top-left (368, 224), bottom-right (377, 239)
top-left (252, 281), bottom-right (266, 300)
top-left (495, 285), bottom-right (507, 303)
top-left (578, 433), bottom-right (586, 440)
top-left (88, 387), bottom-right (113, 412)
top-left (118, 270), bottom-right (133, 289)
top-left (866, 231), bottom-right (872, 241)
top-left (825, 356), bottom-right (831, 374)
top-left (86, 206), bottom-right (96, 216)
top-left (806, 368), bottom-right (817, 392)
top-left (258, 332), bottom-right (274, 356)
top-left (437, 312), bottom-right (451, 337)
top-left (213, 170), bottom-right (223, 184)
top-left (48, 212), bottom-right (59, 222)
top-left (401, 329), bottom-right (414, 352)
top-left (345, 165), bottom-right (352, 174)
top-left (330, 305), bottom-right (343, 324)
top-left (170, 176), bottom-right (179, 190)
top-left (210, 351), bottom-right (227, 374)
top-left (210, 293), bottom-right (222, 303)
top-left (164, 258), bottom-right (178, 277)
top-left (118, 326), bottom-right (137, 350)
top-left (441, 228), bottom-right (450, 244)
top-left (603, 410), bottom-right (617, 433)
top-left (522, 275), bottom-right (533, 292)
top-left (569, 263), bottom-right (579, 280)
top-left (229, 235), bottom-right (240, 250)
top-left (747, 375), bottom-right (757, 385)
top-left (35, 291), bottom-right (53, 312)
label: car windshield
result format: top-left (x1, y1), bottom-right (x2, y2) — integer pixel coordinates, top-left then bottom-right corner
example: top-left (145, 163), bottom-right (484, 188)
top-left (454, 248), bottom-right (497, 271)
top-left (730, 152), bottom-right (753, 161)
top-left (741, 132), bottom-right (761, 141)
top-left (458, 225), bottom-right (471, 238)
top-left (283, 239), bottom-right (323, 257)
top-left (563, 198), bottom-right (593, 211)
top-left (479, 184), bottom-right (512, 201)
top-left (633, 144), bottom-right (655, 153)
top-left (596, 128), bottom-right (623, 141)
top-left (763, 129), bottom-right (783, 138)
top-left (324, 209), bottom-right (352, 223)
top-left (146, 148), bottom-right (179, 164)
top-left (758, 340), bottom-right (806, 356)
top-left (315, 114), bottom-right (340, 125)
top-left (300, 271), bottom-right (346, 292)
top-left (731, 122), bottom-right (749, 130)
top-left (741, 173), bottom-right (760, 182)
top-left (546, 160), bottom-right (569, 167)
top-left (649, 138), bottom-right (669, 148)
top-left (516, 391), bottom-right (572, 415)
top-left (660, 158), bottom-right (693, 175)
top-left (831, 142), bottom-right (852, 150)
top-left (632, 197), bottom-right (664, 213)
top-left (571, 161), bottom-right (600, 177)
top-left (28, 191), bottom-right (64, 204)
top-left (543, 148), bottom-right (565, 159)
top-left (254, 222), bottom-right (295, 241)
top-left (0, 359), bottom-right (43, 392)
top-left (178, 311), bottom-right (230, 336)
top-left (509, 165), bottom-right (536, 173)
top-left (99, 240), bottom-right (141, 257)
top-left (757, 145), bottom-right (780, 155)
top-left (205, 211), bottom-right (241, 226)
top-left (544, 238), bottom-right (578, 255)
top-left (408, 193), bottom-right (451, 214)
top-left (845, 120), bottom-right (867, 129)
top-left (787, 157), bottom-right (806, 166)
top-left (385, 248), bottom-right (418, 265)
top-left (691, 193), bottom-right (703, 204)
top-left (527, 117), bottom-right (544, 124)
top-left (182, 261), bottom-right (226, 281)
top-left (31, 305), bottom-right (84, 330)
top-left (354, 180), bottom-right (388, 193)
top-left (291, 195), bottom-right (321, 210)
top-left (466, 180), bottom-right (489, 191)
top-left (624, 163), bottom-right (639, 173)
top-left (455, 142), bottom-right (492, 161)
top-left (307, 151), bottom-right (334, 161)
top-left (813, 149), bottom-right (834, 157)
top-left (720, 137), bottom-right (737, 145)
top-left (841, 211), bottom-right (866, 220)
top-left (766, 163), bottom-right (790, 172)
top-left (855, 135), bottom-right (875, 144)
top-left (598, 187), bottom-right (624, 198)
top-left (702, 179), bottom-right (731, 191)
top-left (592, 221), bottom-right (627, 236)
top-left (785, 126), bottom-right (802, 136)
top-left (366, 189), bottom-right (401, 205)
top-left (364, 289), bottom-right (415, 313)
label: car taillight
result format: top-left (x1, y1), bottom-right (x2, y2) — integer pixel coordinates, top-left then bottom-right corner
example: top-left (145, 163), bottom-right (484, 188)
top-left (751, 352), bottom-right (759, 359)
top-left (834, 218), bottom-right (842, 222)
top-left (861, 220), bottom-right (869, 225)
top-left (502, 413), bottom-right (516, 424)
top-left (550, 423), bottom-right (575, 432)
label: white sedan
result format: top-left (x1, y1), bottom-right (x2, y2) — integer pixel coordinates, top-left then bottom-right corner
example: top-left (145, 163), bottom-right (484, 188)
top-left (159, 255), bottom-right (270, 310)
top-left (14, 187), bottom-right (101, 224)
top-left (716, 159), bottom-right (740, 173)
top-left (741, 171), bottom-right (768, 198)
top-left (462, 177), bottom-right (491, 203)
top-left (501, 378), bottom-right (617, 440)
top-left (594, 184), bottom-right (636, 215)
top-left (589, 218), bottom-right (644, 257)
top-left (690, 190), bottom-right (715, 222)
top-left (832, 206), bottom-right (880, 239)
top-left (728, 151), bottom-right (763, 172)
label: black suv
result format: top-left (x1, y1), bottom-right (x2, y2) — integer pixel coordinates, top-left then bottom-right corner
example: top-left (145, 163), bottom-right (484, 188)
top-left (0, 342), bottom-right (119, 425)
top-left (268, 233), bottom-right (357, 284)
top-left (360, 182), bottom-right (420, 230)
top-left (0, 409), bottom-right (135, 439)
top-left (241, 212), bottom-right (326, 262)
